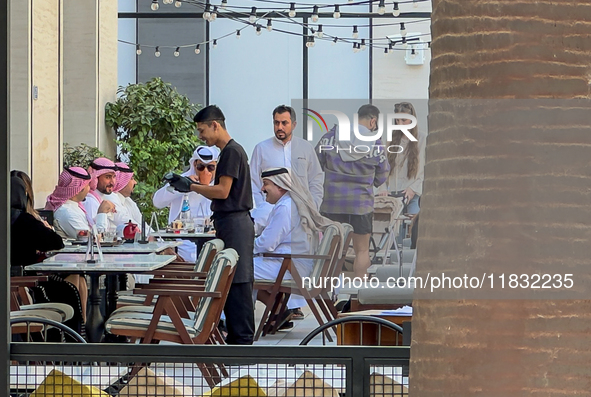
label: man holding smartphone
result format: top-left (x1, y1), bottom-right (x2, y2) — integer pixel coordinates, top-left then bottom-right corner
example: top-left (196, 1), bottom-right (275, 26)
top-left (167, 105), bottom-right (255, 345)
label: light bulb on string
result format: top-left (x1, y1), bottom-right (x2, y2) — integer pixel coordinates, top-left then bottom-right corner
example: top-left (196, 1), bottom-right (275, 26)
top-left (360, 39), bottom-right (366, 51)
top-left (236, 29), bottom-right (241, 39)
top-left (428, 41), bottom-right (431, 48)
top-left (332, 37), bottom-right (338, 45)
top-left (402, 37), bottom-right (407, 48)
top-left (211, 6), bottom-right (218, 20)
top-left (175, 0), bottom-right (182, 7)
top-left (316, 25), bottom-right (323, 39)
top-left (249, 7), bottom-right (257, 23)
top-left (400, 22), bottom-right (406, 37)
top-left (154, 46), bottom-right (161, 57)
top-left (194, 44), bottom-right (201, 54)
top-left (306, 36), bottom-right (315, 48)
top-left (411, 48), bottom-right (416, 56)
top-left (174, 47), bottom-right (180, 57)
top-left (151, 0), bottom-right (159, 11)
top-left (333, 5), bottom-right (340, 19)
top-left (267, 19), bottom-right (273, 31)
top-left (136, 44), bottom-right (142, 55)
top-left (353, 43), bottom-right (359, 53)
top-left (162, 0), bottom-right (171, 5)
top-left (384, 48), bottom-right (388, 56)
top-left (288, 2), bottom-right (296, 17)
top-left (378, 0), bottom-right (385, 15)
top-left (203, 4), bottom-right (211, 20)
top-left (221, 0), bottom-right (227, 9)
top-left (413, 0), bottom-right (419, 8)
top-left (311, 5), bottom-right (319, 22)
top-left (352, 25), bottom-right (358, 39)
top-left (392, 2), bottom-right (400, 17)
top-left (212, 39), bottom-right (217, 49)
top-left (256, 25), bottom-right (262, 35)
top-left (389, 42), bottom-right (394, 54)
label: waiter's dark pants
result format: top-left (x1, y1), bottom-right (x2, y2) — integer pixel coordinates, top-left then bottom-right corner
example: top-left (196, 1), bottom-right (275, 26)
top-left (214, 211), bottom-right (255, 345)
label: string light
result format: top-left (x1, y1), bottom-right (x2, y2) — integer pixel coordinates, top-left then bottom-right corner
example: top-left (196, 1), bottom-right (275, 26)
top-left (136, 44), bottom-right (142, 55)
top-left (400, 22), bottom-right (406, 37)
top-left (249, 7), bottom-right (257, 23)
top-left (194, 44), bottom-right (201, 54)
top-left (378, 0), bottom-right (386, 15)
top-left (212, 39), bottom-right (217, 48)
top-left (163, 0), bottom-right (172, 5)
top-left (175, 0), bottom-right (182, 7)
top-left (256, 25), bottom-right (262, 35)
top-left (154, 46), bottom-right (161, 57)
top-left (202, 4), bottom-right (211, 20)
top-left (332, 37), bottom-right (338, 45)
top-left (306, 36), bottom-right (315, 48)
top-left (174, 47), bottom-right (180, 56)
top-left (402, 36), bottom-right (407, 48)
top-left (311, 5), bottom-right (319, 22)
top-left (220, 0), bottom-right (227, 9)
top-left (352, 25), bottom-right (358, 39)
top-left (413, 0), bottom-right (419, 8)
top-left (392, 2), bottom-right (400, 17)
top-left (151, 0), bottom-right (159, 11)
top-left (353, 42), bottom-right (359, 53)
top-left (316, 25), bottom-right (323, 38)
top-left (211, 6), bottom-right (218, 20)
top-left (236, 29), bottom-right (241, 38)
top-left (384, 47), bottom-right (388, 55)
top-left (411, 48), bottom-right (416, 55)
top-left (267, 19), bottom-right (273, 31)
top-left (428, 41), bottom-right (431, 48)
top-left (289, 2), bottom-right (296, 17)
top-left (360, 38), bottom-right (366, 51)
top-left (333, 5), bottom-right (340, 19)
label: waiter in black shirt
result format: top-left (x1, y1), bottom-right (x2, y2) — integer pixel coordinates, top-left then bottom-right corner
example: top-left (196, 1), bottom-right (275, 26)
top-left (168, 105), bottom-right (255, 345)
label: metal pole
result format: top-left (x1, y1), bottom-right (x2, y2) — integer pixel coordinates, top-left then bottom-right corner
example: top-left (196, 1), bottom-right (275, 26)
top-left (205, 18), bottom-right (210, 106)
top-left (302, 16), bottom-right (308, 141)
top-left (1, 0), bottom-right (10, 394)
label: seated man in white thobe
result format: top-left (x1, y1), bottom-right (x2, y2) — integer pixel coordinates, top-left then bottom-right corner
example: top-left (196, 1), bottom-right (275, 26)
top-left (153, 145), bottom-right (219, 261)
top-left (254, 167), bottom-right (338, 328)
top-left (83, 157), bottom-right (135, 236)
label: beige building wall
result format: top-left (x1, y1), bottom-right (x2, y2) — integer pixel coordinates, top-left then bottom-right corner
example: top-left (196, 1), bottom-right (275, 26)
top-left (62, 0), bottom-right (118, 156)
top-left (9, 0), bottom-right (118, 205)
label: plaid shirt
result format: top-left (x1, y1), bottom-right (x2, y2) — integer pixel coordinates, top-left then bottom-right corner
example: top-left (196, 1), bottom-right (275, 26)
top-left (316, 126), bottom-right (390, 215)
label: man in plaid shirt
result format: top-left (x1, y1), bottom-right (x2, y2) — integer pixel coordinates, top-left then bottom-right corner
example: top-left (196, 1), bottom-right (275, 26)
top-left (316, 104), bottom-right (390, 277)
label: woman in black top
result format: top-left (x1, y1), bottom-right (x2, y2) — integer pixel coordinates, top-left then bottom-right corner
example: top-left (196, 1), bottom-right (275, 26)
top-left (11, 176), bottom-right (64, 276)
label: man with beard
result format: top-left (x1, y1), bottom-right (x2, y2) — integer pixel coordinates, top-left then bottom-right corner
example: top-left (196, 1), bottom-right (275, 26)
top-left (250, 105), bottom-right (324, 233)
top-left (83, 157), bottom-right (133, 235)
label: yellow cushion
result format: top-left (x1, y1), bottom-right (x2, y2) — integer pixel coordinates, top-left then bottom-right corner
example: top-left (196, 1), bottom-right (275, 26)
top-left (30, 369), bottom-right (109, 397)
top-left (369, 372), bottom-right (408, 396)
top-left (284, 371), bottom-right (338, 397)
top-left (118, 367), bottom-right (192, 396)
top-left (202, 375), bottom-right (266, 396)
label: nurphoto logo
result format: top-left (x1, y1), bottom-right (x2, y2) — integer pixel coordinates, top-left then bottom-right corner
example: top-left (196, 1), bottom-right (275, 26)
top-left (306, 109), bottom-right (418, 154)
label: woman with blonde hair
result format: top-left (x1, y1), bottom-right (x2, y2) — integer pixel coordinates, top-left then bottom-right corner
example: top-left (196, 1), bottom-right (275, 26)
top-left (381, 102), bottom-right (427, 215)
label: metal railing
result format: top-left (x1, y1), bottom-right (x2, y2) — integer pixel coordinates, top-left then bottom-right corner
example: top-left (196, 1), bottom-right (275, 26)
top-left (10, 343), bottom-right (410, 396)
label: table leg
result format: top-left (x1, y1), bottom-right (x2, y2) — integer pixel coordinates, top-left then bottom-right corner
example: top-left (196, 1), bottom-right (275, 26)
top-left (86, 274), bottom-right (104, 343)
top-left (106, 275), bottom-right (118, 319)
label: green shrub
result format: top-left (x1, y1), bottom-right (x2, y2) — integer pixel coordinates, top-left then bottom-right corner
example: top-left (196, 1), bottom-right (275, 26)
top-left (63, 143), bottom-right (106, 169)
top-left (105, 77), bottom-right (201, 226)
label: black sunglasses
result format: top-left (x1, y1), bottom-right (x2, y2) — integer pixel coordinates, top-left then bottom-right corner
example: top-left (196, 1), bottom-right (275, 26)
top-left (196, 164), bottom-right (216, 172)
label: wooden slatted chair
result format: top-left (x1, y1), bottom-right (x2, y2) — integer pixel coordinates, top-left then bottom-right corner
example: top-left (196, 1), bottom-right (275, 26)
top-left (253, 224), bottom-right (342, 341)
top-left (116, 239), bottom-right (224, 308)
top-left (105, 248), bottom-right (238, 388)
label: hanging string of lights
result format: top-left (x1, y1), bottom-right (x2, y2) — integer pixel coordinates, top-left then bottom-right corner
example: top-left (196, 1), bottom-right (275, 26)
top-left (122, 0), bottom-right (431, 56)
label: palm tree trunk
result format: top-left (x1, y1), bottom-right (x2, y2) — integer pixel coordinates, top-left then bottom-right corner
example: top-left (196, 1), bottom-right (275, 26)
top-left (412, 0), bottom-right (591, 395)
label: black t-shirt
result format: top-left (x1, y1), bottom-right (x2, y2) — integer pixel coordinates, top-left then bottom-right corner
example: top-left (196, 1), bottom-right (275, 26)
top-left (211, 139), bottom-right (253, 215)
top-left (11, 212), bottom-right (65, 268)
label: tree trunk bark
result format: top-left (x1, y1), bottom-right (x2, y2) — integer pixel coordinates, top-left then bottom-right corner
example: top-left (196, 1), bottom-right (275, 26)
top-left (412, 0), bottom-right (591, 395)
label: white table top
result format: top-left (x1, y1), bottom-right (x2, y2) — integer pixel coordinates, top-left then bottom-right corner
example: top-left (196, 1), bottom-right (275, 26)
top-left (25, 253), bottom-right (176, 273)
top-left (56, 240), bottom-right (181, 254)
top-left (152, 231), bottom-right (216, 239)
